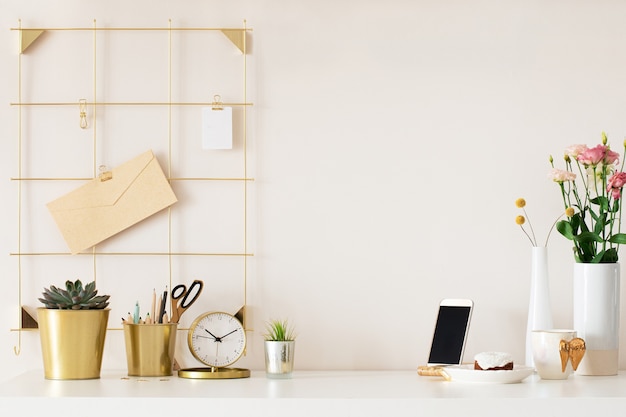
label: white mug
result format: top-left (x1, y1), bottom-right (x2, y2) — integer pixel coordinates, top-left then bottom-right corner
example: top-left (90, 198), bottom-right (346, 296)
top-left (532, 329), bottom-right (577, 380)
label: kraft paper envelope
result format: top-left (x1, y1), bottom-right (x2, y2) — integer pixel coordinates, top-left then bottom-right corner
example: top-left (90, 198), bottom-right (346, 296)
top-left (47, 150), bottom-right (178, 254)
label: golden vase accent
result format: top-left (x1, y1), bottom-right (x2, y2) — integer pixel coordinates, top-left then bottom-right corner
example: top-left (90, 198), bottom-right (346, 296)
top-left (123, 322), bottom-right (178, 376)
top-left (37, 308), bottom-right (110, 380)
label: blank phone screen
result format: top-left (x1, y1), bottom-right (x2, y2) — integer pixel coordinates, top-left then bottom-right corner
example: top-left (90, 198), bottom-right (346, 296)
top-left (427, 306), bottom-right (472, 365)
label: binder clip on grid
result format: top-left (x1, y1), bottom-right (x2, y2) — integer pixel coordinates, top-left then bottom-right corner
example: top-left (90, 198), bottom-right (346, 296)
top-left (99, 165), bottom-right (113, 182)
top-left (211, 94), bottom-right (224, 111)
top-left (79, 99), bottom-right (88, 129)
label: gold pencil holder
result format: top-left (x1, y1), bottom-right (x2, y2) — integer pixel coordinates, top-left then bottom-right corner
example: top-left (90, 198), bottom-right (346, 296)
top-left (123, 322), bottom-right (178, 377)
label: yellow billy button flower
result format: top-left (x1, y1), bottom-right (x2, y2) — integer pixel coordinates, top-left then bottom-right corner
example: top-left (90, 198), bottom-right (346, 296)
top-left (565, 207), bottom-right (575, 217)
top-left (516, 215), bottom-right (526, 225)
top-left (515, 198), bottom-right (526, 208)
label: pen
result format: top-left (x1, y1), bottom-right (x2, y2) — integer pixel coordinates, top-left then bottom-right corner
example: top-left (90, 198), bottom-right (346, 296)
top-left (133, 301), bottom-right (140, 324)
top-left (158, 289), bottom-right (167, 324)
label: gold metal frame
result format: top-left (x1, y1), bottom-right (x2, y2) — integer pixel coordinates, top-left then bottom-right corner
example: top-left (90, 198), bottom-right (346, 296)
top-left (10, 19), bottom-right (254, 355)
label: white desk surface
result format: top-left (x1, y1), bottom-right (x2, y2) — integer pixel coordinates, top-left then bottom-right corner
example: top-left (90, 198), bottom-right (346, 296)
top-left (1, 369), bottom-right (625, 416)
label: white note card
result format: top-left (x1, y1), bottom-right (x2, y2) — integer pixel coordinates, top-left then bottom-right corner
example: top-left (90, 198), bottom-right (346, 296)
top-left (202, 107), bottom-right (233, 149)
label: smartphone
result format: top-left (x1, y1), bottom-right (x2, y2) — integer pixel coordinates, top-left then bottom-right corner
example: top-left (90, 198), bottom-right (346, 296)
top-left (427, 298), bottom-right (473, 366)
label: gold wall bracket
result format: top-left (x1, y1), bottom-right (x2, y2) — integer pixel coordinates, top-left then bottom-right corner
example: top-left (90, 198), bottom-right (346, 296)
top-left (19, 29), bottom-right (45, 54)
top-left (220, 29), bottom-right (246, 54)
top-left (21, 307), bottom-right (38, 329)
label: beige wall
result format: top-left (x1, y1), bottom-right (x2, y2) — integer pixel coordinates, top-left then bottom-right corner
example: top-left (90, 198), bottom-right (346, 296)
top-left (2, 0), bottom-right (626, 381)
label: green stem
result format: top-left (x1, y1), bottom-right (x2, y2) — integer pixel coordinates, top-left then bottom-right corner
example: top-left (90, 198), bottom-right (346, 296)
top-left (522, 208), bottom-right (537, 246)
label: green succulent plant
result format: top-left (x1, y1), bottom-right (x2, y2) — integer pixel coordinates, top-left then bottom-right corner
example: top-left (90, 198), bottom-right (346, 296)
top-left (38, 279), bottom-right (110, 310)
top-left (263, 319), bottom-right (296, 341)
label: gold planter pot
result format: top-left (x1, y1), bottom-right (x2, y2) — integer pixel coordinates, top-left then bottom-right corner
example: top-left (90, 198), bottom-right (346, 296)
top-left (37, 308), bottom-right (110, 380)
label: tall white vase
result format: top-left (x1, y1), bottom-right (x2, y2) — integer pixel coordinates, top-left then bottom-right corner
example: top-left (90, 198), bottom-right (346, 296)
top-left (573, 262), bottom-right (620, 376)
top-left (525, 246), bottom-right (553, 367)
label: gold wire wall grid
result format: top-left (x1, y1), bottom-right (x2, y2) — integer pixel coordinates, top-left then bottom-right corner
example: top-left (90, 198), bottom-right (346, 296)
top-left (10, 20), bottom-right (254, 355)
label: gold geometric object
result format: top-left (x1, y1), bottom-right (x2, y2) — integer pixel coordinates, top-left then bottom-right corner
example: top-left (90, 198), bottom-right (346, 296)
top-left (235, 305), bottom-right (246, 325)
top-left (20, 29), bottom-right (45, 54)
top-left (220, 29), bottom-right (246, 54)
top-left (21, 307), bottom-right (38, 329)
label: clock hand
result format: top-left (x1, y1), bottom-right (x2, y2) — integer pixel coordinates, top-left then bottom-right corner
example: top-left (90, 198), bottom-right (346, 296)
top-left (204, 329), bottom-right (220, 341)
top-left (218, 329), bottom-right (238, 339)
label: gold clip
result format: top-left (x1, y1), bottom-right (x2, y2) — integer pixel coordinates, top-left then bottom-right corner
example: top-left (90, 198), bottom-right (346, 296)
top-left (99, 165), bottom-right (112, 182)
top-left (79, 99), bottom-right (88, 129)
top-left (212, 94), bottom-right (223, 111)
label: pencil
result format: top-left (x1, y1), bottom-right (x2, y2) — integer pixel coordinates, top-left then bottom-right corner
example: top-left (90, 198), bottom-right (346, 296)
top-left (151, 288), bottom-right (156, 323)
top-left (155, 297), bottom-right (162, 324)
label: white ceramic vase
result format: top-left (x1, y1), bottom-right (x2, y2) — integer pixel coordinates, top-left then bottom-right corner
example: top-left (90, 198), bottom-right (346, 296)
top-left (525, 246), bottom-right (553, 367)
top-left (573, 262), bottom-right (620, 375)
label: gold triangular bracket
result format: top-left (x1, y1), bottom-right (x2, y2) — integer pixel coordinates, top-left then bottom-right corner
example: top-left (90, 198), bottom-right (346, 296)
top-left (21, 306), bottom-right (38, 329)
top-left (20, 29), bottom-right (45, 54)
top-left (235, 305), bottom-right (246, 326)
top-left (220, 29), bottom-right (246, 54)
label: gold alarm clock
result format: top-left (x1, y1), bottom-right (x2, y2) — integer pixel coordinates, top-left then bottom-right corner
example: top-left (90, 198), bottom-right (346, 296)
top-left (178, 311), bottom-right (250, 379)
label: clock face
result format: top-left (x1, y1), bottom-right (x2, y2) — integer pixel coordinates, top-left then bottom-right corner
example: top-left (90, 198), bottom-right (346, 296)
top-left (188, 311), bottom-right (246, 368)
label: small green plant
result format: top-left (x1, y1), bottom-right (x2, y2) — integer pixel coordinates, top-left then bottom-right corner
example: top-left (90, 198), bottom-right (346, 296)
top-left (263, 319), bottom-right (296, 341)
top-left (38, 279), bottom-right (110, 310)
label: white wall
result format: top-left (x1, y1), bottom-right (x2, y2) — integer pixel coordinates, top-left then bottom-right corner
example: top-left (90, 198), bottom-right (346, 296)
top-left (2, 0), bottom-right (626, 382)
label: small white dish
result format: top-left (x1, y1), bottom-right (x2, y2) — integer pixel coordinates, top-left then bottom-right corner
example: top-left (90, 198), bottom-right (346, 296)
top-left (443, 364), bottom-right (534, 383)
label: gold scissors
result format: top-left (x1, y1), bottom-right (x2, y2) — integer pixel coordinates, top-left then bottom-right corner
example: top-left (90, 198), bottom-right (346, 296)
top-left (170, 279), bottom-right (204, 323)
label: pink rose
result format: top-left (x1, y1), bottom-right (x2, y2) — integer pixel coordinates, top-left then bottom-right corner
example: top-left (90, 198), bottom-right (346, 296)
top-left (564, 144), bottom-right (588, 158)
top-left (607, 172), bottom-right (626, 199)
top-left (578, 145), bottom-right (608, 166)
top-left (578, 145), bottom-right (620, 166)
top-left (605, 148), bottom-right (620, 165)
top-left (548, 168), bottom-right (576, 183)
